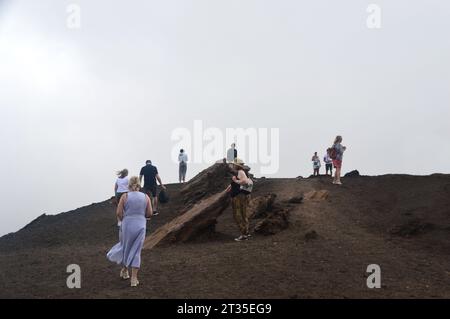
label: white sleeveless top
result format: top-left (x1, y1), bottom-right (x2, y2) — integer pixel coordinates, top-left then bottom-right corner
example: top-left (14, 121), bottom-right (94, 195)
top-left (116, 177), bottom-right (129, 193)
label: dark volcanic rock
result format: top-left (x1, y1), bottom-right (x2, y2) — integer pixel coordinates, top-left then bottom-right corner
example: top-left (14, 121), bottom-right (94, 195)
top-left (345, 170), bottom-right (360, 177)
top-left (389, 219), bottom-right (435, 237)
top-left (304, 230), bottom-right (318, 241)
top-left (288, 195), bottom-right (304, 204)
top-left (254, 208), bottom-right (290, 235)
top-left (144, 190), bottom-right (230, 249)
top-left (247, 193), bottom-right (277, 219)
top-left (180, 163), bottom-right (234, 207)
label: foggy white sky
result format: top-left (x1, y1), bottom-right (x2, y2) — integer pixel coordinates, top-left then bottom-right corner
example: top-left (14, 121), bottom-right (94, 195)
top-left (1, 0), bottom-right (450, 236)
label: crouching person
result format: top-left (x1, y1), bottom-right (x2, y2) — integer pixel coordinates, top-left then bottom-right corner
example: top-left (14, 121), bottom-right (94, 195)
top-left (226, 159), bottom-right (253, 242)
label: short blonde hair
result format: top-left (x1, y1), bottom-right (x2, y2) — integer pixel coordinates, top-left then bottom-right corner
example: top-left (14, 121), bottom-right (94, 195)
top-left (128, 176), bottom-right (141, 191)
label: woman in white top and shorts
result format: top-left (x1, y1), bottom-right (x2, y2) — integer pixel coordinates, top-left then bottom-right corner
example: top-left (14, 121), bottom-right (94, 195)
top-left (114, 169), bottom-right (129, 237)
top-left (115, 169), bottom-right (129, 203)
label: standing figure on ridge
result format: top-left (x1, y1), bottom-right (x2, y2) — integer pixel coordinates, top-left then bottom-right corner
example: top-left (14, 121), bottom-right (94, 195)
top-left (330, 136), bottom-right (347, 185)
top-left (324, 149), bottom-right (333, 176)
top-left (312, 152), bottom-right (321, 176)
top-left (226, 143), bottom-right (238, 163)
top-left (178, 149), bottom-right (188, 183)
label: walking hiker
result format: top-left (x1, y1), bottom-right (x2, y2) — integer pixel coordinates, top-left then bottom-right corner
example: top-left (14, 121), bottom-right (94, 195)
top-left (330, 135), bottom-right (347, 185)
top-left (139, 160), bottom-right (166, 216)
top-left (115, 169), bottom-right (129, 205)
top-left (226, 158), bottom-right (253, 241)
top-left (312, 152), bottom-right (321, 176)
top-left (107, 176), bottom-right (153, 287)
top-left (178, 149), bottom-right (188, 183)
top-left (114, 169), bottom-right (129, 239)
top-left (226, 143), bottom-right (238, 163)
top-left (324, 150), bottom-right (333, 176)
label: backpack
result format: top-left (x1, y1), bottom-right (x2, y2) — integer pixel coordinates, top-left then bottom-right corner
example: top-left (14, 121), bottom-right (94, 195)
top-left (328, 147), bottom-right (337, 160)
top-left (158, 189), bottom-right (169, 204)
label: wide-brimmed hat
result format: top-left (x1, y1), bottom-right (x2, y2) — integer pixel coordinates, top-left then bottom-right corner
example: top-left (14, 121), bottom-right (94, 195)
top-left (232, 158), bottom-right (245, 168)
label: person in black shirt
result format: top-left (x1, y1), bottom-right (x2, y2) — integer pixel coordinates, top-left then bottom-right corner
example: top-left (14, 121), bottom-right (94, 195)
top-left (139, 160), bottom-right (166, 216)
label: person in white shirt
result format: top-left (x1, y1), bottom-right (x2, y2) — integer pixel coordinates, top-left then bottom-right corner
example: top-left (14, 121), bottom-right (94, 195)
top-left (114, 169), bottom-right (129, 236)
top-left (178, 149), bottom-right (188, 183)
top-left (226, 143), bottom-right (237, 163)
top-left (323, 150), bottom-right (333, 176)
top-left (115, 169), bottom-right (129, 203)
top-left (312, 152), bottom-right (321, 176)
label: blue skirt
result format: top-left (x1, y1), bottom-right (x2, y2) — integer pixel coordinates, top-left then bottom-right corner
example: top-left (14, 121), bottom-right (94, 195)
top-left (107, 216), bottom-right (146, 268)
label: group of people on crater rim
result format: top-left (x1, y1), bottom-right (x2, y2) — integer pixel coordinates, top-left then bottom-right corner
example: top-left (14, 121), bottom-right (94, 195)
top-left (311, 135), bottom-right (347, 185)
top-left (106, 136), bottom-right (346, 287)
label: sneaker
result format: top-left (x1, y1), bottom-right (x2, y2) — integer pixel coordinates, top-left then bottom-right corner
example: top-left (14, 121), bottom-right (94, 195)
top-left (335, 181), bottom-right (342, 185)
top-left (120, 269), bottom-right (130, 280)
top-left (234, 235), bottom-right (248, 242)
top-left (130, 278), bottom-right (139, 287)
top-left (153, 211), bottom-right (159, 216)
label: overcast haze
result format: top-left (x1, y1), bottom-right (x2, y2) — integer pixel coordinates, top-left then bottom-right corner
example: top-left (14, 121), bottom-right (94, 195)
top-left (1, 0), bottom-right (450, 236)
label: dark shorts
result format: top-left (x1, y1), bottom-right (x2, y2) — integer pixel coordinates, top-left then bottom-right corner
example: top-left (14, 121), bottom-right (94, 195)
top-left (143, 184), bottom-right (157, 197)
top-left (114, 192), bottom-right (127, 205)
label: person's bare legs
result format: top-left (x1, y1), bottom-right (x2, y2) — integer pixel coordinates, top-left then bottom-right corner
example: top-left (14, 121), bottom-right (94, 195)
top-left (335, 167), bottom-right (342, 184)
top-left (131, 267), bottom-right (139, 286)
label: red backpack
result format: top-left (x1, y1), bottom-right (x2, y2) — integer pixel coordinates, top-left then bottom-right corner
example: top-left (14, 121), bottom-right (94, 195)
top-left (328, 147), bottom-right (337, 160)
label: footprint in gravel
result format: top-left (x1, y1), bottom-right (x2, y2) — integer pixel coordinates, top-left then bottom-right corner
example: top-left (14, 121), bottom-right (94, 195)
top-left (304, 230), bottom-right (318, 241)
top-left (389, 219), bottom-right (435, 237)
